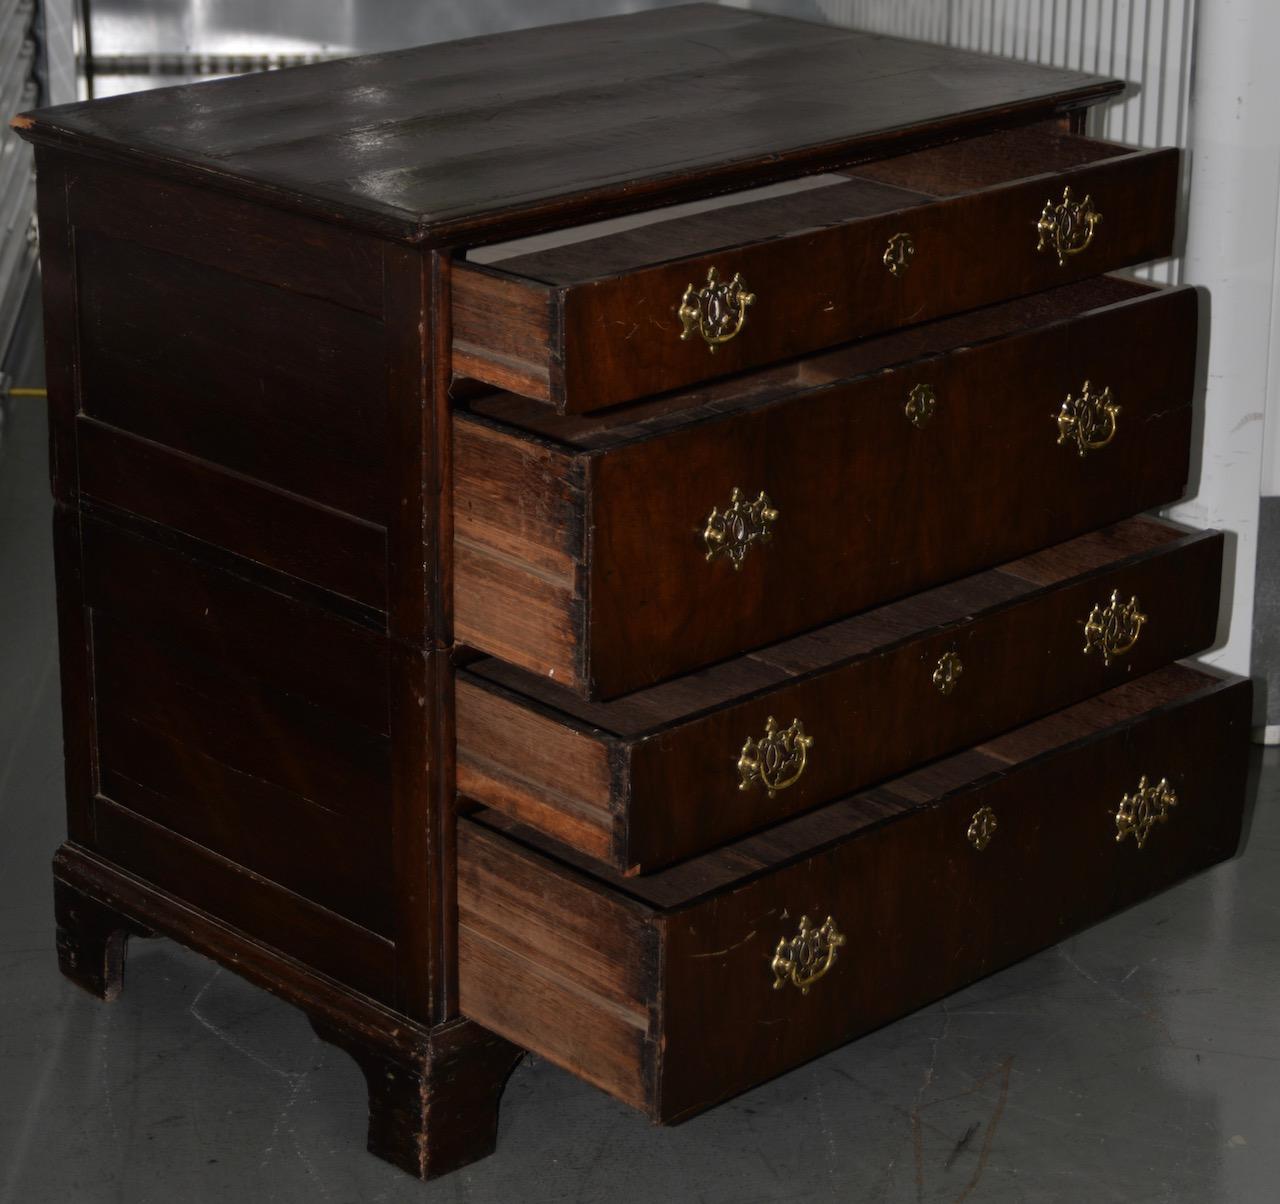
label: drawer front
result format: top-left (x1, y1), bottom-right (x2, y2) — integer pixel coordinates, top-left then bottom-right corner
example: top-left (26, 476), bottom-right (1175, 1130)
top-left (460, 521), bottom-right (1224, 872)
top-left (656, 672), bottom-right (1249, 1120)
top-left (455, 281), bottom-right (1197, 699)
top-left (457, 669), bottom-right (1252, 1123)
top-left (454, 131), bottom-right (1177, 412)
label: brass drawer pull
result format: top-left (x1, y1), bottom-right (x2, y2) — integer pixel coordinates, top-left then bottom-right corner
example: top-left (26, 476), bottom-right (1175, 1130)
top-left (738, 716), bottom-right (812, 798)
top-left (704, 487), bottom-right (778, 569)
top-left (1082, 589), bottom-right (1147, 665)
top-left (1056, 380), bottom-right (1118, 456)
top-left (884, 231), bottom-right (915, 276)
top-left (678, 266), bottom-right (755, 350)
top-left (1115, 775), bottom-right (1177, 848)
top-left (770, 914), bottom-right (845, 994)
top-left (967, 805), bottom-right (998, 851)
top-left (933, 650), bottom-right (963, 696)
top-left (905, 382), bottom-right (937, 427)
top-left (1036, 185), bottom-right (1102, 266)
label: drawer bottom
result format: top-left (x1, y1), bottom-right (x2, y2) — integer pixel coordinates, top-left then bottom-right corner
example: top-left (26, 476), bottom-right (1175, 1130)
top-left (458, 665), bottom-right (1250, 1123)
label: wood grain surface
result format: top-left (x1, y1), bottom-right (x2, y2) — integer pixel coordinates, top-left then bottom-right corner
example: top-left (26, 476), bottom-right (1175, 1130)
top-left (13, 6), bottom-right (1121, 242)
top-left (459, 667), bottom-right (1252, 1121)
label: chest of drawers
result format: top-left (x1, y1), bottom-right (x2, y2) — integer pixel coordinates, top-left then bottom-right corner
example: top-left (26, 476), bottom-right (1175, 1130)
top-left (14, 4), bottom-right (1250, 1181)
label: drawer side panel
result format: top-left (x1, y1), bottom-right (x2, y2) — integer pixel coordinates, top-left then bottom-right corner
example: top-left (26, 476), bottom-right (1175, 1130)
top-left (457, 822), bottom-right (657, 1109)
top-left (456, 678), bottom-right (618, 862)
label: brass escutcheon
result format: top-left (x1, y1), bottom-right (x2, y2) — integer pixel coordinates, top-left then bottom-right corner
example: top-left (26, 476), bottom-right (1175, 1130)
top-left (884, 232), bottom-right (915, 276)
top-left (738, 716), bottom-right (813, 798)
top-left (933, 650), bottom-right (964, 696)
top-left (703, 487), bottom-right (778, 569)
top-left (967, 805), bottom-right (998, 852)
top-left (1036, 186), bottom-right (1102, 266)
top-left (1057, 380), bottom-right (1119, 457)
top-left (1083, 589), bottom-right (1147, 666)
top-left (770, 914), bottom-right (846, 995)
top-left (905, 382), bottom-right (937, 428)
top-left (1114, 775), bottom-right (1177, 849)
top-left (678, 265), bottom-right (755, 351)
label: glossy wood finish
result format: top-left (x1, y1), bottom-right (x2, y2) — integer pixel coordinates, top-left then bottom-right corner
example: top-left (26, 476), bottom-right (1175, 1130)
top-left (13, 6), bottom-right (1120, 243)
top-left (458, 519), bottom-right (1223, 871)
top-left (456, 128), bottom-right (1177, 410)
top-left (458, 667), bottom-right (1252, 1122)
top-left (13, 7), bottom-right (1234, 1181)
top-left (455, 277), bottom-right (1197, 698)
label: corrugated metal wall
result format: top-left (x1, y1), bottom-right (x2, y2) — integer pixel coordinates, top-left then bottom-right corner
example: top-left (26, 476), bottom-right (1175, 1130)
top-left (736, 0), bottom-right (1197, 283)
top-left (0, 0), bottom-right (40, 359)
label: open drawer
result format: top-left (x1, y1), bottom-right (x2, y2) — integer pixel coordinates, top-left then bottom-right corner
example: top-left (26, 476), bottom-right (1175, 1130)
top-left (453, 125), bottom-right (1178, 412)
top-left (458, 518), bottom-right (1224, 872)
top-left (458, 666), bottom-right (1251, 1124)
top-left (454, 276), bottom-right (1196, 699)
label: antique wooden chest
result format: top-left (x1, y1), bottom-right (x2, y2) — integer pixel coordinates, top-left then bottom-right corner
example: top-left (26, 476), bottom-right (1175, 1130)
top-left (13, 4), bottom-right (1250, 1180)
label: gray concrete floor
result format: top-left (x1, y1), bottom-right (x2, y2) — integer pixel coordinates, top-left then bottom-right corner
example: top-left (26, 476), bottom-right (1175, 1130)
top-left (2, 292), bottom-right (1279, 1204)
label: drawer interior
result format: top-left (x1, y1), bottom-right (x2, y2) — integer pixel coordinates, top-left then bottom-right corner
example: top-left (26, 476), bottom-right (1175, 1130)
top-left (452, 124), bottom-right (1175, 413)
top-left (458, 665), bottom-right (1250, 1122)
top-left (465, 127), bottom-right (1140, 282)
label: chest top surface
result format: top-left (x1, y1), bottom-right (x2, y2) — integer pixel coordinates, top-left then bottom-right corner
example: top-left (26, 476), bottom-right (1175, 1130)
top-left (14, 4), bottom-right (1119, 243)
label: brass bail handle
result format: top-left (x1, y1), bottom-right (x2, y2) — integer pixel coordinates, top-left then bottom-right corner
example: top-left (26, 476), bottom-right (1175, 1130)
top-left (1037, 185), bottom-right (1102, 266)
top-left (1056, 380), bottom-right (1119, 457)
top-left (737, 716), bottom-right (813, 798)
top-left (770, 914), bottom-right (846, 994)
top-left (1114, 775), bottom-right (1177, 849)
top-left (678, 265), bottom-right (755, 350)
top-left (1082, 589), bottom-right (1147, 666)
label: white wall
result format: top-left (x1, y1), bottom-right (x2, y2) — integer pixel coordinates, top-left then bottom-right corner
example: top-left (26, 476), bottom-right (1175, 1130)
top-left (733, 0), bottom-right (1267, 675)
top-left (1174, 0), bottom-right (1278, 674)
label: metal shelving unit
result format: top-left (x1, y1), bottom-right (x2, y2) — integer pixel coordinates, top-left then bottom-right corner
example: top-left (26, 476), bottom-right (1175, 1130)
top-left (0, 0), bottom-right (40, 364)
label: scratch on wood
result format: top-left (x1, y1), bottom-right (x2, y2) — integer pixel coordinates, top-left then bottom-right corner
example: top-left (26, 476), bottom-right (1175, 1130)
top-left (689, 931), bottom-right (756, 958)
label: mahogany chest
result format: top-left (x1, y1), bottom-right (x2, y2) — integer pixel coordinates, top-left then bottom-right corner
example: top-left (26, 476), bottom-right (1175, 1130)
top-left (13, 5), bottom-right (1250, 1180)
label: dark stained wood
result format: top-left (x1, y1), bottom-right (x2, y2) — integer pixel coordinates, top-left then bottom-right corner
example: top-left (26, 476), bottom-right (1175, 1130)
top-left (92, 615), bottom-right (390, 816)
top-left (13, 7), bottom-right (1122, 243)
top-left (80, 513), bottom-right (389, 731)
top-left (76, 230), bottom-right (389, 521)
top-left (455, 279), bottom-right (1198, 698)
top-left (97, 719), bottom-right (393, 935)
top-left (459, 520), bottom-right (1223, 870)
top-left (455, 129), bottom-right (1177, 410)
top-left (380, 243), bottom-right (439, 1021)
top-left (93, 800), bottom-right (396, 1002)
top-left (33, 149), bottom-right (80, 504)
top-left (77, 418), bottom-right (388, 610)
top-left (458, 666), bottom-right (1252, 1122)
top-left (19, 8), bottom-right (1237, 1182)
top-left (309, 1015), bottom-right (524, 1181)
top-left (65, 152), bottom-right (386, 315)
top-left (51, 506), bottom-right (97, 846)
top-left (54, 876), bottom-right (152, 1001)
top-left (52, 845), bottom-right (522, 1180)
